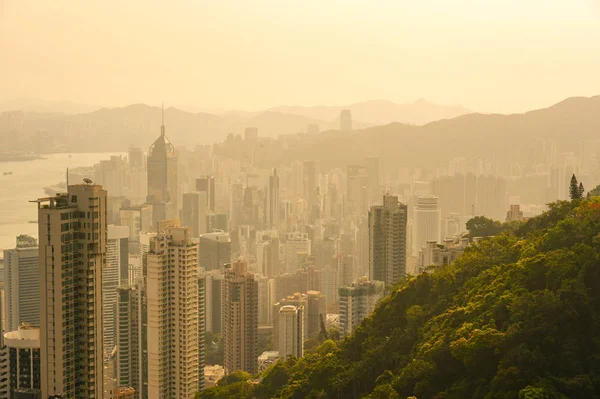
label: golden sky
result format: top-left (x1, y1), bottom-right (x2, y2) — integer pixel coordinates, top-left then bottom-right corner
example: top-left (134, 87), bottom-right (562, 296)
top-left (1, 0), bottom-right (599, 113)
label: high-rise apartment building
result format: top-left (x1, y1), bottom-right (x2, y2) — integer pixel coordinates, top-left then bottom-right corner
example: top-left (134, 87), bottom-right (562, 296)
top-left (368, 195), bottom-right (408, 285)
top-left (277, 305), bottom-right (304, 359)
top-left (115, 286), bottom-right (140, 396)
top-left (223, 260), bottom-right (258, 375)
top-left (3, 236), bottom-right (39, 332)
top-left (105, 225), bottom-right (129, 355)
top-left (147, 222), bottom-right (199, 399)
top-left (338, 278), bottom-right (385, 336)
top-left (146, 111), bottom-right (178, 222)
top-left (35, 183), bottom-right (107, 399)
top-left (266, 169), bottom-right (280, 228)
top-left (413, 195), bottom-right (441, 256)
top-left (182, 191), bottom-right (208, 237)
top-left (197, 276), bottom-right (206, 391)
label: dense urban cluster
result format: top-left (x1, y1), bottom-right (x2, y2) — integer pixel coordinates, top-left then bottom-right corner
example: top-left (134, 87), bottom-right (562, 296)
top-left (0, 106), bottom-right (598, 399)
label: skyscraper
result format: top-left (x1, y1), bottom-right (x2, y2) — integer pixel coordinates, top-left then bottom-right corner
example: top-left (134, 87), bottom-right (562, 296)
top-left (147, 221), bottom-right (199, 399)
top-left (195, 176), bottom-right (216, 213)
top-left (182, 191), bottom-right (208, 237)
top-left (277, 305), bottom-right (304, 359)
top-left (368, 195), bottom-right (408, 285)
top-left (147, 107), bottom-right (178, 222)
top-left (413, 195), bottom-right (441, 256)
top-left (3, 236), bottom-right (39, 332)
top-left (115, 286), bottom-right (140, 396)
top-left (340, 109), bottom-right (352, 132)
top-left (266, 169), bottom-right (280, 228)
top-left (104, 225), bottom-right (129, 356)
top-left (35, 183), bottom-right (107, 399)
top-left (198, 232), bottom-right (232, 272)
top-left (223, 260), bottom-right (258, 375)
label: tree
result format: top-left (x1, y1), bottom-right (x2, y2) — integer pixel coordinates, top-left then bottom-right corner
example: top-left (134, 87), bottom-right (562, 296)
top-left (466, 216), bottom-right (503, 238)
top-left (588, 184), bottom-right (600, 197)
top-left (569, 174), bottom-right (582, 200)
top-left (579, 182), bottom-right (585, 198)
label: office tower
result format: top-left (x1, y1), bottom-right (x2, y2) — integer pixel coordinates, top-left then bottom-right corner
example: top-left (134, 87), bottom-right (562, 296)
top-left (182, 191), bottom-right (208, 237)
top-left (36, 183), bottom-right (107, 399)
top-left (128, 147), bottom-right (144, 169)
top-left (147, 108), bottom-right (178, 221)
top-left (223, 260), bottom-right (258, 375)
top-left (204, 271), bottom-right (223, 334)
top-left (4, 325), bottom-right (41, 396)
top-left (285, 232), bottom-right (311, 274)
top-left (278, 305), bottom-right (304, 359)
top-left (105, 225), bottom-right (129, 355)
top-left (347, 165), bottom-right (369, 219)
top-left (368, 195), bottom-right (408, 285)
top-left (306, 291), bottom-right (327, 339)
top-left (266, 169), bottom-right (280, 228)
top-left (198, 232), bottom-right (232, 271)
top-left (119, 203), bottom-right (152, 253)
top-left (302, 161), bottom-right (317, 211)
top-left (3, 236), bottom-right (39, 332)
top-left (230, 183), bottom-right (244, 230)
top-left (340, 109), bottom-right (352, 132)
top-left (258, 237), bottom-right (280, 278)
top-left (196, 176), bottom-right (216, 213)
top-left (147, 222), bottom-right (199, 399)
top-left (115, 286), bottom-right (140, 395)
top-left (365, 156), bottom-right (380, 203)
top-left (198, 276), bottom-right (206, 391)
top-left (413, 195), bottom-right (442, 256)
top-left (338, 278), bottom-right (385, 336)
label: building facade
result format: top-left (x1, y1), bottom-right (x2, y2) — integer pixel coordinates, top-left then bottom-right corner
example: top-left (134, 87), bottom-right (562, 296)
top-left (147, 222), bottom-right (200, 399)
top-left (36, 184), bottom-right (107, 399)
top-left (368, 195), bottom-right (408, 285)
top-left (222, 260), bottom-right (258, 375)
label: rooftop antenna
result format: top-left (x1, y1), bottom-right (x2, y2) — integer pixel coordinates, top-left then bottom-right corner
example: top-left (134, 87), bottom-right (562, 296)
top-left (161, 103), bottom-right (165, 136)
top-left (66, 167), bottom-right (69, 187)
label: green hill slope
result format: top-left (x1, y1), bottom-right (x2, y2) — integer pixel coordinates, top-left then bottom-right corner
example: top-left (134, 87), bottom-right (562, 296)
top-left (200, 199), bottom-right (600, 399)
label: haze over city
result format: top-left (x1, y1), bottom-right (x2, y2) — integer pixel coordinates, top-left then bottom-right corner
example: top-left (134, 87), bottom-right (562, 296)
top-left (2, 1), bottom-right (600, 399)
top-left (2, 0), bottom-right (600, 113)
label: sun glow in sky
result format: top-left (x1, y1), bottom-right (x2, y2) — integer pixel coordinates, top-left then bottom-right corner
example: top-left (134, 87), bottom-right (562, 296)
top-left (1, 0), bottom-right (599, 112)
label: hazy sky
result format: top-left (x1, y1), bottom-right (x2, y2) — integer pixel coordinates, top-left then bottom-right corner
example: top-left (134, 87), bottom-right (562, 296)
top-left (1, 0), bottom-right (599, 113)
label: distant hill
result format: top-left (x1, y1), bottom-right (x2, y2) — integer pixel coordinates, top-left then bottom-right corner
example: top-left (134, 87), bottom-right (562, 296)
top-left (0, 104), bottom-right (361, 152)
top-left (270, 98), bottom-right (472, 126)
top-left (283, 95), bottom-right (600, 173)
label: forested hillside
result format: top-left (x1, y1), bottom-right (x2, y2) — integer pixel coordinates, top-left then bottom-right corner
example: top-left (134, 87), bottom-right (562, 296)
top-left (199, 198), bottom-right (600, 399)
